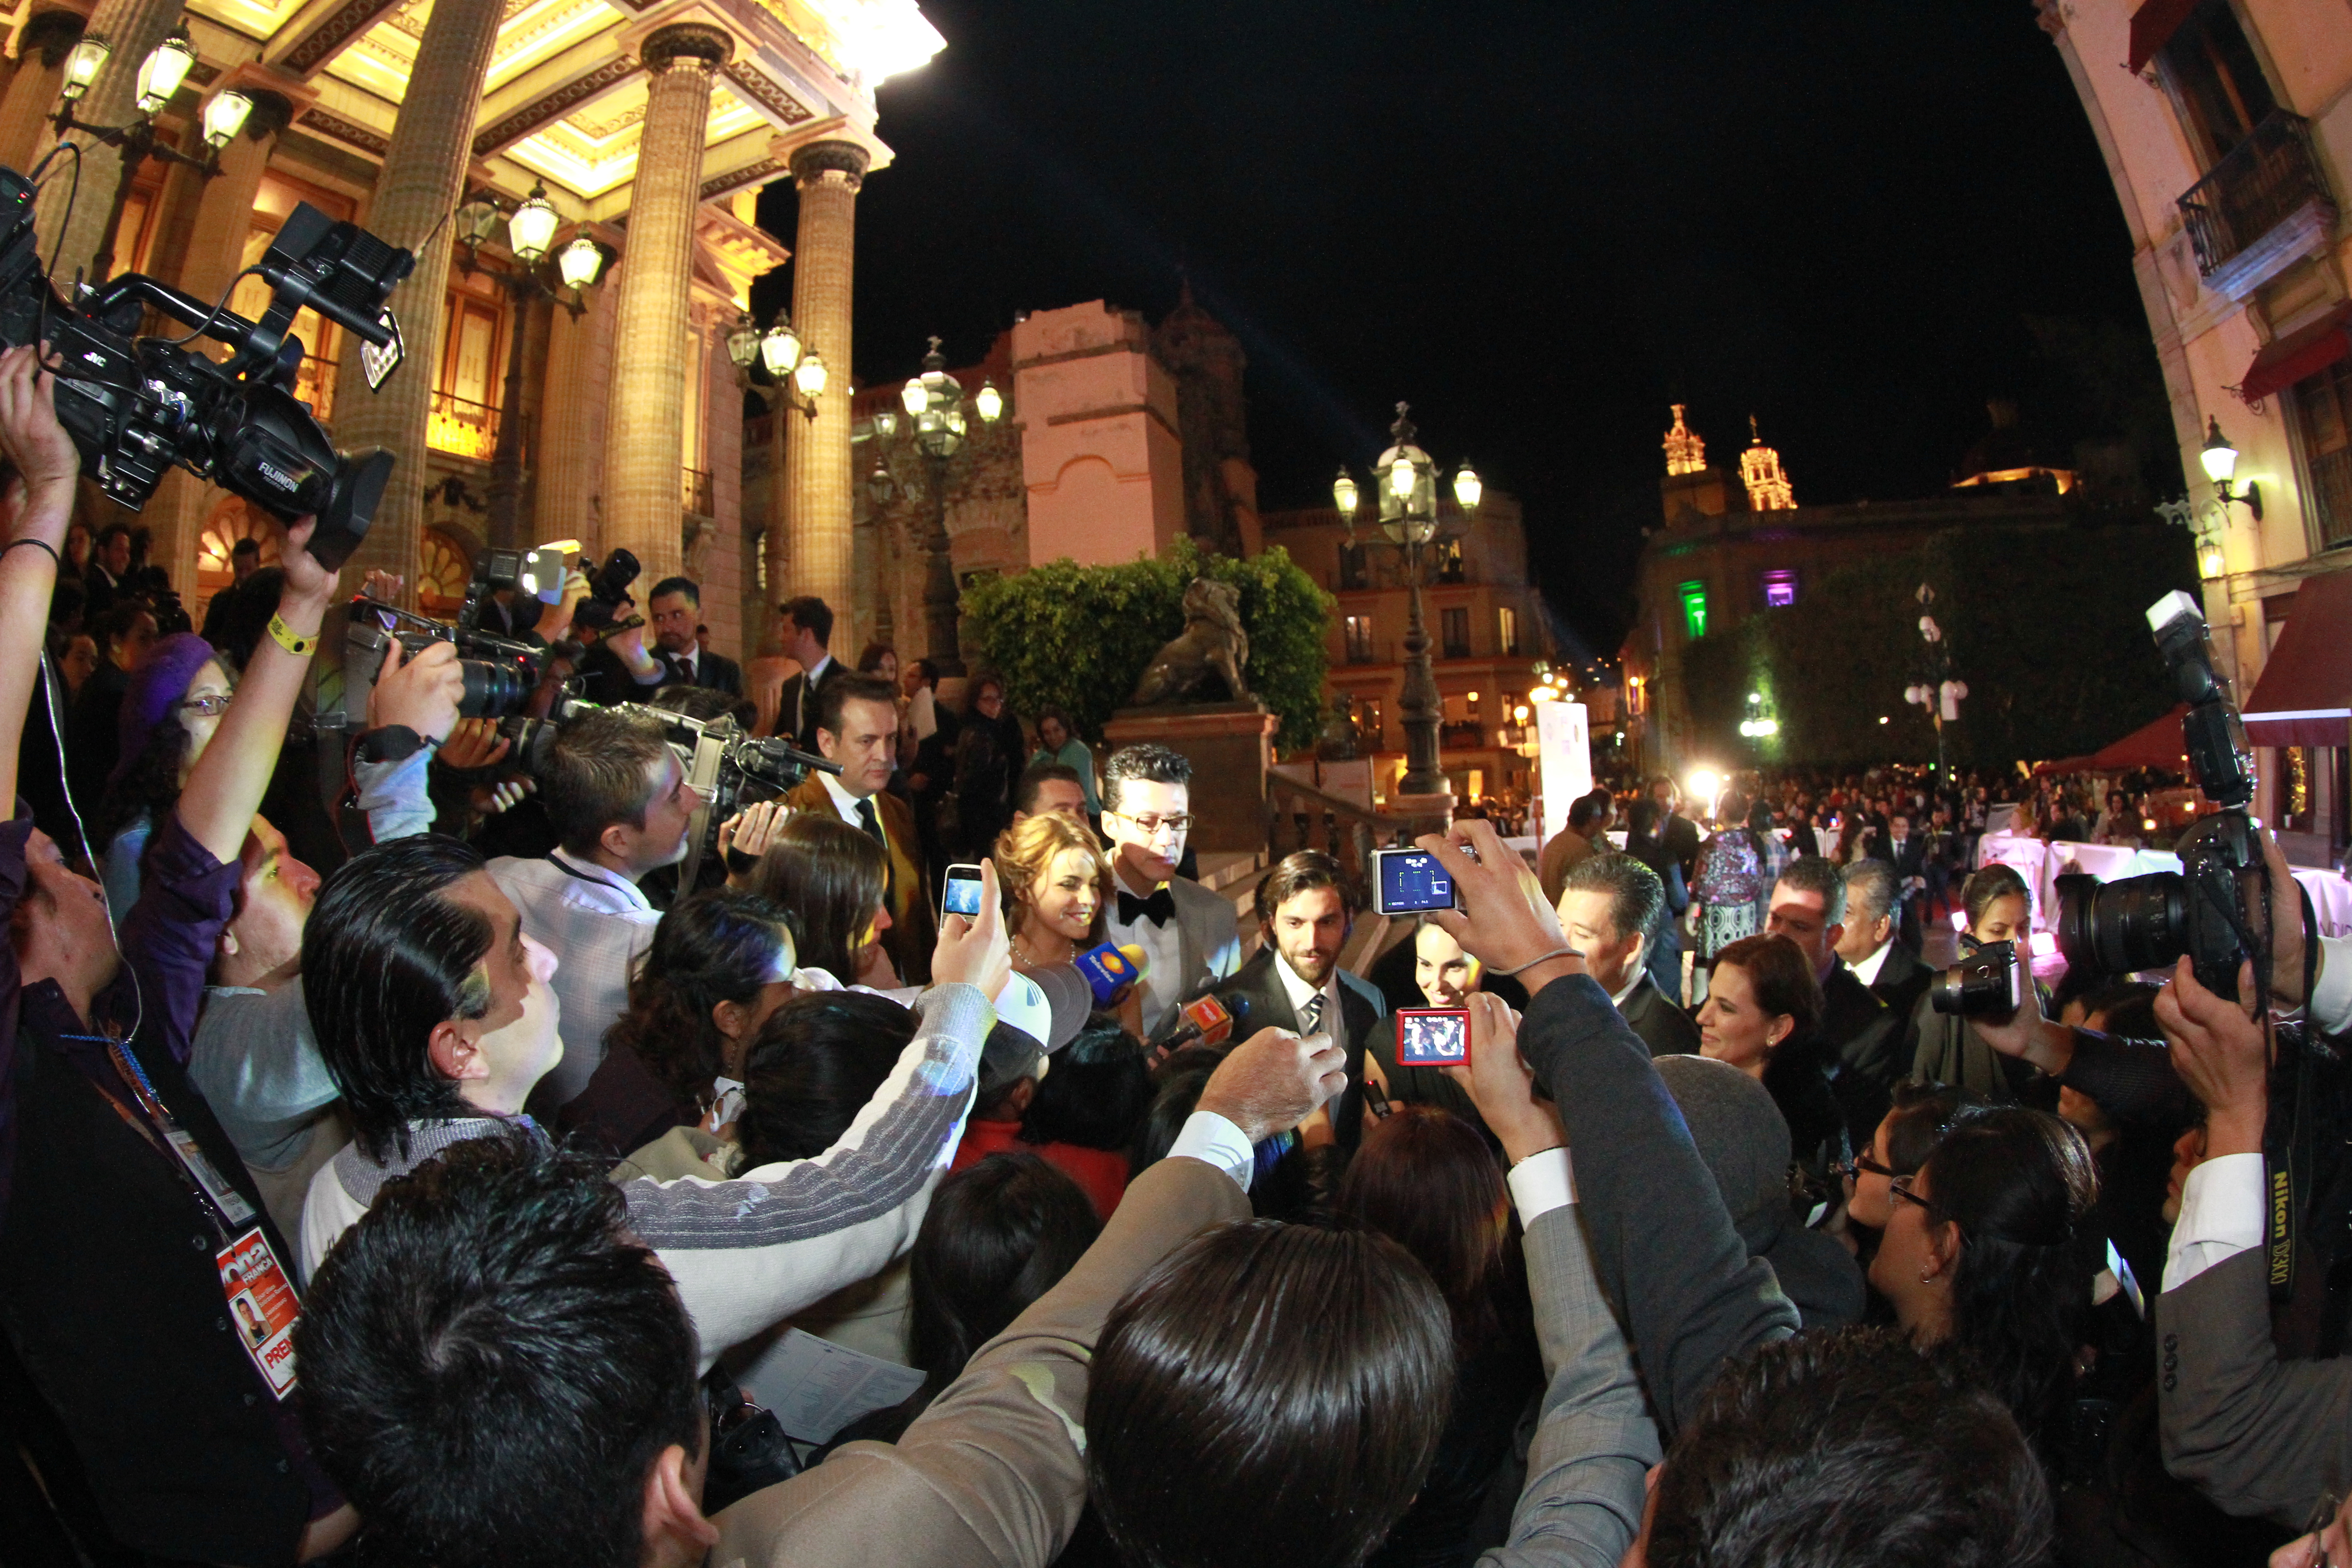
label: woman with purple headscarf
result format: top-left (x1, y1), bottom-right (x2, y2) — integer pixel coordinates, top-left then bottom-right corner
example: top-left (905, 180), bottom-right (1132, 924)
top-left (91, 632), bottom-right (236, 922)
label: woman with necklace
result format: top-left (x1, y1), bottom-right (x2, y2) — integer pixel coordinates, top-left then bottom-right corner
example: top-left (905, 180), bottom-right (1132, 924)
top-left (995, 811), bottom-right (1110, 968)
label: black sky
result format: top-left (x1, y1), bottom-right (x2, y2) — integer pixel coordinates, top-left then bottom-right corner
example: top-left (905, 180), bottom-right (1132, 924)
top-left (755, 2), bottom-right (2148, 666)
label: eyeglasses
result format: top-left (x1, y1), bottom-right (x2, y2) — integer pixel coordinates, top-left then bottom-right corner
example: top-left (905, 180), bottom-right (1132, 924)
top-left (1113, 812), bottom-right (1193, 838)
top-left (1835, 1151), bottom-right (1896, 1184)
top-left (1888, 1176), bottom-right (1933, 1213)
top-left (173, 693), bottom-right (233, 717)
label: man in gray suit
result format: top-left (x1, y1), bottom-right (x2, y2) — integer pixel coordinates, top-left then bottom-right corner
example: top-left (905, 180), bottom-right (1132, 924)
top-left (1097, 743), bottom-right (1242, 1036)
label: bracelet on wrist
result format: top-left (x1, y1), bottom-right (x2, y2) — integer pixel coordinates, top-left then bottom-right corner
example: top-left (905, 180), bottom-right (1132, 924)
top-left (267, 612), bottom-right (321, 659)
top-left (1493, 946), bottom-right (1582, 977)
top-left (2, 537), bottom-right (59, 568)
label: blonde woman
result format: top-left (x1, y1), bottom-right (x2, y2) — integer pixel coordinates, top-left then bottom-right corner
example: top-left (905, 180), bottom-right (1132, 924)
top-left (994, 811), bottom-right (1111, 968)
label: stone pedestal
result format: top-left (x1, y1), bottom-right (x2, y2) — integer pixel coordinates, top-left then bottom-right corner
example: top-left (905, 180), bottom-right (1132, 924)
top-left (1102, 700), bottom-right (1276, 855)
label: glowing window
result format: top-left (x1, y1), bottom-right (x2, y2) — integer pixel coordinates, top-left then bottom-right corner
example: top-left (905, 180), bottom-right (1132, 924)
top-left (1678, 580), bottom-right (1708, 640)
top-left (1760, 568), bottom-right (1799, 608)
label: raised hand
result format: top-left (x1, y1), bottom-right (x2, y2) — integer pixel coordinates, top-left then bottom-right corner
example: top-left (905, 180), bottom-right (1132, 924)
top-left (933, 858), bottom-right (1010, 999)
top-left (367, 638), bottom-right (465, 742)
top-left (1196, 1026), bottom-right (1349, 1145)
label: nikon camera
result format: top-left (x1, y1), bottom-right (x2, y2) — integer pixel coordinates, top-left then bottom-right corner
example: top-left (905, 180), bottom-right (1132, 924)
top-left (0, 164), bottom-right (413, 569)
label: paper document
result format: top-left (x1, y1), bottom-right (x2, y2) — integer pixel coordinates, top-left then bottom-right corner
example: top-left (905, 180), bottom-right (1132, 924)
top-left (735, 1328), bottom-right (927, 1444)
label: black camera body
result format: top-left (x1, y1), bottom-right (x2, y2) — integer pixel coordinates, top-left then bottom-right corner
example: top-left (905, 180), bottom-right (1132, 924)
top-left (0, 163), bottom-right (412, 569)
top-left (1931, 939), bottom-right (2024, 1021)
top-left (2056, 592), bottom-right (2265, 998)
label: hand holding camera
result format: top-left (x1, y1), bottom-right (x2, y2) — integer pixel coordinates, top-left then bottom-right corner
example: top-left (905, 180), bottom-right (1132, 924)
top-left (0, 343), bottom-right (75, 503)
top-left (1411, 816), bottom-right (1582, 989)
top-left (932, 858), bottom-right (1009, 999)
top-left (1440, 993), bottom-right (1563, 1165)
top-left (366, 637), bottom-right (466, 743)
top-left (2155, 955), bottom-right (2269, 1159)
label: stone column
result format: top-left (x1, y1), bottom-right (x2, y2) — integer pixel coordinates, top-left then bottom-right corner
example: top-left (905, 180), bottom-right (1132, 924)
top-left (0, 10), bottom-right (83, 174)
top-left (324, 0), bottom-right (505, 605)
top-left (149, 89), bottom-right (294, 610)
top-left (29, 0), bottom-right (186, 279)
top-left (773, 138), bottom-right (865, 639)
top-left (534, 275), bottom-right (615, 548)
top-left (598, 22), bottom-right (727, 585)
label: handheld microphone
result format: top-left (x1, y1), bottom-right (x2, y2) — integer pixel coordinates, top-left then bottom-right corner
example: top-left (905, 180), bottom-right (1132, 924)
top-left (1155, 990), bottom-right (1249, 1051)
top-left (1073, 941), bottom-right (1149, 1007)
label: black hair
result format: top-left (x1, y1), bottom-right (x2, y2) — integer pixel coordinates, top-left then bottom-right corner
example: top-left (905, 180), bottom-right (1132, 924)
top-left (818, 670), bottom-right (898, 737)
top-left (1131, 1048), bottom-right (1220, 1176)
top-left (1648, 1326), bottom-right (2051, 1568)
top-left (603, 890), bottom-right (792, 1114)
top-left (747, 812), bottom-right (887, 980)
top-left (96, 522), bottom-right (131, 548)
top-left (304, 837), bottom-right (496, 1162)
top-left (647, 575), bottom-right (700, 607)
top-left (1254, 848), bottom-right (1360, 924)
top-left (1560, 852), bottom-right (1664, 948)
top-left (230, 536), bottom-right (259, 558)
top-left (1014, 760), bottom-right (1083, 815)
top-left (1568, 792), bottom-right (1605, 831)
top-left (295, 1132), bottom-right (701, 1568)
top-left (907, 1152), bottom-right (1100, 1395)
top-left (1020, 1018), bottom-right (1152, 1153)
top-left (1087, 1222), bottom-right (1454, 1568)
top-left (538, 706), bottom-right (672, 855)
top-left (779, 594), bottom-right (833, 646)
top-left (1774, 854), bottom-right (1849, 924)
top-left (732, 991), bottom-right (916, 1169)
top-left (1102, 743), bottom-right (1192, 817)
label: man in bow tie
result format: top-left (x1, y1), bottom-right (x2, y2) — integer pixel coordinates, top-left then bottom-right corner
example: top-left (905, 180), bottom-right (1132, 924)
top-left (1099, 744), bottom-right (1242, 1036)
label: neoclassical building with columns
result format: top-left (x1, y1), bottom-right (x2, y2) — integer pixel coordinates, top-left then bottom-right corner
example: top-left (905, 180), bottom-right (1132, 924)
top-left (0, 0), bottom-right (940, 660)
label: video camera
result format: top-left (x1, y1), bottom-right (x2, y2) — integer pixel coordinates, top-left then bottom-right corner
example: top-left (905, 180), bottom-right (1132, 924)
top-left (337, 544), bottom-right (641, 723)
top-left (0, 163), bottom-right (412, 570)
top-left (2055, 591), bottom-right (2265, 999)
top-left (499, 694), bottom-right (837, 888)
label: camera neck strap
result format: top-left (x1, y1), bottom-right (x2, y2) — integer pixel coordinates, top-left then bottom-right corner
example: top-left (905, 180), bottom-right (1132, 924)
top-left (2264, 881), bottom-right (2322, 1306)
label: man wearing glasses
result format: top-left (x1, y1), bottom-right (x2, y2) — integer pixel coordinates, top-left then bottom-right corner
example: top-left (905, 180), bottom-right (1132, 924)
top-left (1098, 744), bottom-right (1241, 1037)
top-left (487, 706), bottom-right (708, 1113)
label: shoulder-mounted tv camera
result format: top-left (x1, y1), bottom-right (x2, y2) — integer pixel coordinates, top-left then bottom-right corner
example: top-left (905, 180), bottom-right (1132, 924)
top-left (0, 163), bottom-right (412, 569)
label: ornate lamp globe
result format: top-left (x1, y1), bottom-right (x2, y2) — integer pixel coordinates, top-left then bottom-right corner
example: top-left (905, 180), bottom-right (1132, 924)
top-left (134, 27), bottom-right (196, 116)
top-left (1332, 467), bottom-right (1358, 517)
top-left (1372, 402), bottom-right (1438, 546)
top-left (507, 185), bottom-right (559, 263)
top-left (760, 317), bottom-right (802, 377)
top-left (906, 337), bottom-right (968, 459)
top-left (61, 34), bottom-right (109, 101)
top-left (201, 89), bottom-right (253, 150)
top-left (974, 379), bottom-right (1003, 422)
top-left (2199, 416), bottom-right (2239, 485)
top-left (556, 232), bottom-right (604, 290)
top-left (1452, 463), bottom-right (1482, 513)
top-left (793, 350), bottom-right (826, 399)
top-left (725, 312), bottom-right (761, 370)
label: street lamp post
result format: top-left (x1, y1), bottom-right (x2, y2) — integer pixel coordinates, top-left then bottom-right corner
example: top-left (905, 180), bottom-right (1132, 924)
top-left (458, 185), bottom-right (613, 549)
top-left (866, 336), bottom-right (1003, 676)
top-left (52, 25), bottom-right (266, 283)
top-left (1333, 402), bottom-right (1481, 800)
top-left (1903, 583), bottom-right (1964, 780)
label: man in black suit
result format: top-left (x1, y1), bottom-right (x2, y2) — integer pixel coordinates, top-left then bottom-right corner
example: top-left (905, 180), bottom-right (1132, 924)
top-left (1766, 854), bottom-right (1900, 1147)
top-left (1649, 773), bottom-right (1702, 888)
top-left (640, 577), bottom-right (742, 696)
top-left (1199, 850), bottom-right (1386, 1151)
top-left (1556, 850), bottom-right (1700, 1059)
top-left (770, 594), bottom-right (843, 753)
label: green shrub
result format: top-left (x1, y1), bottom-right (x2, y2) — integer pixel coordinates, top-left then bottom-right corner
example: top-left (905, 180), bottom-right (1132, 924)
top-left (962, 539), bottom-right (1335, 752)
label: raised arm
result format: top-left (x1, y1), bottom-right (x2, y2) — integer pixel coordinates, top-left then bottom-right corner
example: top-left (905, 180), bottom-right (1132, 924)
top-left (174, 516), bottom-right (337, 863)
top-left (0, 345), bottom-right (79, 802)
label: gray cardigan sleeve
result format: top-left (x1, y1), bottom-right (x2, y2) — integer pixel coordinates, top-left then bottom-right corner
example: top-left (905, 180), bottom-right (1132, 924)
top-left (2159, 1248), bottom-right (2352, 1529)
top-left (1480, 1205), bottom-right (1660, 1568)
top-left (1516, 974), bottom-right (1797, 1437)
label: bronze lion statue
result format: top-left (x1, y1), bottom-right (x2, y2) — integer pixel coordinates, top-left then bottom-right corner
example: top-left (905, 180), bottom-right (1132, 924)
top-left (1130, 578), bottom-right (1251, 706)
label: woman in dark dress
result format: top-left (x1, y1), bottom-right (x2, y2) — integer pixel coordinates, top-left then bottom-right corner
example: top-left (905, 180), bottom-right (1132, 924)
top-left (951, 674), bottom-right (1014, 863)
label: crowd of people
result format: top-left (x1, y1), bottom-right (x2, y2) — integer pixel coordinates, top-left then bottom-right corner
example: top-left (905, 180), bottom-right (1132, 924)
top-left (1, 343), bottom-right (2348, 1568)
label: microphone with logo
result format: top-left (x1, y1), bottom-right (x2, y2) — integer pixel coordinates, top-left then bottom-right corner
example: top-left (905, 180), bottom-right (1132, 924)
top-left (1072, 941), bottom-right (1150, 1007)
top-left (1152, 990), bottom-right (1251, 1053)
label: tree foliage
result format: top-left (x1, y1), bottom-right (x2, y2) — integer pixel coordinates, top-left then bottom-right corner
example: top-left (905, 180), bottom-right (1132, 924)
top-left (1681, 520), bottom-right (2198, 767)
top-left (962, 539), bottom-right (1336, 752)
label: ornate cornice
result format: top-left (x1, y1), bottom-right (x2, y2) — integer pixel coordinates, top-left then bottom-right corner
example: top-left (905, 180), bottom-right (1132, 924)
top-left (472, 54), bottom-right (641, 157)
top-left (719, 62), bottom-right (812, 128)
top-left (789, 138), bottom-right (867, 190)
top-left (279, 0), bottom-right (404, 78)
top-left (303, 106), bottom-right (390, 158)
top-left (641, 21), bottom-right (731, 71)
top-left (701, 153), bottom-right (785, 202)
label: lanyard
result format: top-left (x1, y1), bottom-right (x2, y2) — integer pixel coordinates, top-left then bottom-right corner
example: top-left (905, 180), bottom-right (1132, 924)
top-left (64, 1032), bottom-right (260, 1236)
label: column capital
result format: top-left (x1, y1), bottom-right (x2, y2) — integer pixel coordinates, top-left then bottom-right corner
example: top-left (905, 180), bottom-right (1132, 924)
top-left (21, 8), bottom-right (88, 69)
top-left (641, 20), bottom-right (733, 72)
top-left (789, 138), bottom-right (868, 192)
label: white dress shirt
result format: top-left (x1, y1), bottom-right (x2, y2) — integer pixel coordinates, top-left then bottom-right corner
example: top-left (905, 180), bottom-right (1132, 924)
top-left (486, 850), bottom-right (661, 1107)
top-left (2313, 934), bottom-right (2352, 1037)
top-left (1104, 871), bottom-right (1185, 1037)
top-left (2162, 1151), bottom-right (2266, 1294)
top-left (1507, 1147), bottom-right (1577, 1222)
top-left (1168, 1110), bottom-right (1257, 1190)
top-left (819, 768), bottom-right (882, 839)
top-left (1848, 938), bottom-right (1894, 989)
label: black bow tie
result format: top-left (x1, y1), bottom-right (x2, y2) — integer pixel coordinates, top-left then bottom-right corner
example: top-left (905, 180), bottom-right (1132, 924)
top-left (1118, 887), bottom-right (1177, 927)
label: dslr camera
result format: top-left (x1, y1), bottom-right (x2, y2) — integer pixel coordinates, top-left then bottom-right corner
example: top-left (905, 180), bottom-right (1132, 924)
top-left (0, 164), bottom-right (412, 569)
top-left (1931, 939), bottom-right (2024, 1021)
top-left (2056, 591), bottom-right (2265, 998)
top-left (336, 544), bottom-right (640, 722)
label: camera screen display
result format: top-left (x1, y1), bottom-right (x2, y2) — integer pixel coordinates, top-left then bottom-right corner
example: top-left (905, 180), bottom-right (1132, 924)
top-left (1396, 1008), bottom-right (1469, 1066)
top-left (1374, 849), bottom-right (1457, 915)
top-left (942, 867), bottom-right (985, 918)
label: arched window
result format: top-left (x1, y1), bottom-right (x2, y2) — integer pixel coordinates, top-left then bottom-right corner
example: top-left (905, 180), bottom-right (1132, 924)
top-left (419, 529), bottom-right (473, 617)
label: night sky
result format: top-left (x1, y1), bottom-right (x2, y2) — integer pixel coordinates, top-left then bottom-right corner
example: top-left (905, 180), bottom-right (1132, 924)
top-left (755, 2), bottom-right (2155, 668)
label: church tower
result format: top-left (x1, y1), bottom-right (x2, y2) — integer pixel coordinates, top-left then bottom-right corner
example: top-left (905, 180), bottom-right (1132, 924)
top-left (1664, 403), bottom-right (1706, 475)
top-left (1740, 415), bottom-right (1796, 511)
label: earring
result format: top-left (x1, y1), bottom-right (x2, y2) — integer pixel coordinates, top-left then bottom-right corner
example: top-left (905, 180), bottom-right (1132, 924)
top-left (1919, 1269), bottom-right (1936, 1284)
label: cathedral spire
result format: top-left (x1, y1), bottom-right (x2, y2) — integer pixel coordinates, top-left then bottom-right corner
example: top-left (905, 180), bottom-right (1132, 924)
top-left (1664, 403), bottom-right (1706, 476)
top-left (1740, 414), bottom-right (1795, 510)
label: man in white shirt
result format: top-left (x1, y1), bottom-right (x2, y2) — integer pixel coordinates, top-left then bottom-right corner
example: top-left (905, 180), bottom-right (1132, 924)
top-left (1837, 859), bottom-right (1931, 1023)
top-left (486, 705), bottom-right (704, 1110)
top-left (1098, 743), bottom-right (1240, 1037)
top-left (783, 671), bottom-right (934, 982)
top-left (1558, 851), bottom-right (1697, 1058)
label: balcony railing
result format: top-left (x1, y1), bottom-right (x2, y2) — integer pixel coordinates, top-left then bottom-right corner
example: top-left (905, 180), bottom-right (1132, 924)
top-left (2179, 111), bottom-right (2332, 279)
top-left (426, 392), bottom-right (501, 461)
top-left (682, 466), bottom-right (714, 517)
top-left (1439, 721), bottom-right (1487, 750)
top-left (2310, 446), bottom-right (2352, 553)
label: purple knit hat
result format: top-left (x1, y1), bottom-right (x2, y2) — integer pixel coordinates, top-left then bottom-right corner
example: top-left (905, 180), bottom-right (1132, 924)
top-left (109, 632), bottom-right (224, 791)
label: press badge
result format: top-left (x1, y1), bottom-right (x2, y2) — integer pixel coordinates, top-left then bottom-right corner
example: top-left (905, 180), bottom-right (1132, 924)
top-left (217, 1230), bottom-right (300, 1399)
top-left (163, 1120), bottom-right (258, 1229)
